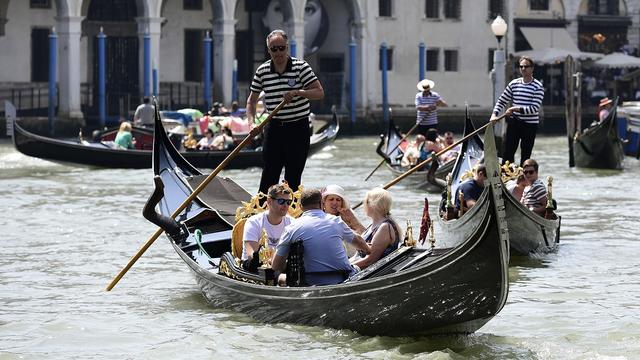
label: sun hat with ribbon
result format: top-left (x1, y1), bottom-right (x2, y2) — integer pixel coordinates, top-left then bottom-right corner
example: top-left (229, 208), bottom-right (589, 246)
top-left (417, 78), bottom-right (435, 91)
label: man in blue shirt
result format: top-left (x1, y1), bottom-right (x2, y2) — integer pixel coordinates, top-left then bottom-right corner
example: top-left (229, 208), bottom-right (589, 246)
top-left (272, 189), bottom-right (370, 286)
top-left (455, 164), bottom-right (487, 212)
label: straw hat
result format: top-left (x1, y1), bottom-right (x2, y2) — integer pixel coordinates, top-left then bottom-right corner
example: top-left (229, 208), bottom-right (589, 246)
top-left (599, 97), bottom-right (613, 107)
top-left (322, 184), bottom-right (349, 208)
top-left (417, 79), bottom-right (435, 91)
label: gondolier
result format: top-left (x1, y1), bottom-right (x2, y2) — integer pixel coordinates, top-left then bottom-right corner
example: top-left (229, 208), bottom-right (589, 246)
top-left (490, 56), bottom-right (544, 166)
top-left (415, 79), bottom-right (447, 136)
top-left (246, 29), bottom-right (325, 195)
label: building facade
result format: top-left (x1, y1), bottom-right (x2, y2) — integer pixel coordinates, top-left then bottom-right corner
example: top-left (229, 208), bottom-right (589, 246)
top-left (0, 0), bottom-right (637, 124)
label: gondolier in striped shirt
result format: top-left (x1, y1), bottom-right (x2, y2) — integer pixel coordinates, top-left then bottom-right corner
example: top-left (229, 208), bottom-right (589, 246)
top-left (246, 29), bottom-right (325, 195)
top-left (490, 56), bottom-right (545, 165)
top-left (415, 79), bottom-right (447, 135)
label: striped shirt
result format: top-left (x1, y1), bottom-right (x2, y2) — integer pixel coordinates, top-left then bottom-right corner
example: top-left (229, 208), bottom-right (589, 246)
top-left (250, 57), bottom-right (318, 122)
top-left (415, 91), bottom-right (442, 126)
top-left (492, 77), bottom-right (544, 124)
top-left (521, 179), bottom-right (547, 210)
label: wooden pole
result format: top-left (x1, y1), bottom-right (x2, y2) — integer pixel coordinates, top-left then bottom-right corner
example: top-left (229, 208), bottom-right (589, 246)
top-left (105, 100), bottom-right (287, 291)
top-left (364, 122), bottom-right (419, 181)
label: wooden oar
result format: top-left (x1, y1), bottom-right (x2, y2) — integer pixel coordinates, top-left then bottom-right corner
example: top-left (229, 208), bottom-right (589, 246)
top-left (352, 114), bottom-right (507, 210)
top-left (364, 122), bottom-right (419, 181)
top-left (105, 100), bottom-right (287, 291)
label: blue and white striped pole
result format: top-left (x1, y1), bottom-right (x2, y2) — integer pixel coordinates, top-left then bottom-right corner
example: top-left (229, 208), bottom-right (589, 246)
top-left (97, 28), bottom-right (106, 127)
top-left (380, 42), bottom-right (389, 129)
top-left (48, 27), bottom-right (57, 135)
top-left (203, 31), bottom-right (212, 111)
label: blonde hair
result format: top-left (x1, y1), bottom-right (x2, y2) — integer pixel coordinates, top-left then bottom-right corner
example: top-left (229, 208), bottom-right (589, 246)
top-left (364, 188), bottom-right (392, 216)
top-left (119, 121), bottom-right (132, 133)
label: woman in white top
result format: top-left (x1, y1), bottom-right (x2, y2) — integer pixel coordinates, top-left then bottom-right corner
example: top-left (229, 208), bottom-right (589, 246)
top-left (196, 128), bottom-right (215, 150)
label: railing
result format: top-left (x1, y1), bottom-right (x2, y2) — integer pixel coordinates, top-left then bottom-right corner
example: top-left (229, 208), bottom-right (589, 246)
top-left (0, 84), bottom-right (57, 117)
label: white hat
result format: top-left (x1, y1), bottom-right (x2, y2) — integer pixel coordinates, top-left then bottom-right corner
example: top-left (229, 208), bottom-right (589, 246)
top-left (322, 184), bottom-right (349, 207)
top-left (417, 79), bottom-right (435, 91)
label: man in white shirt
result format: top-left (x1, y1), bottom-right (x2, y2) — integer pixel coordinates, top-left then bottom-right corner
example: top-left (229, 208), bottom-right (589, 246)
top-left (241, 184), bottom-right (294, 271)
top-left (133, 97), bottom-right (155, 127)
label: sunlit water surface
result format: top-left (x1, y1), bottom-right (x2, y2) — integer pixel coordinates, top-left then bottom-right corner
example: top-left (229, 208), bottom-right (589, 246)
top-left (1, 134), bottom-right (639, 359)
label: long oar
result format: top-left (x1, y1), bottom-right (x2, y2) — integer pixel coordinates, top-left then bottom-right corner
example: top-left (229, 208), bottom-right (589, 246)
top-left (364, 122), bottom-right (419, 181)
top-left (352, 114), bottom-right (506, 210)
top-left (105, 100), bottom-right (287, 291)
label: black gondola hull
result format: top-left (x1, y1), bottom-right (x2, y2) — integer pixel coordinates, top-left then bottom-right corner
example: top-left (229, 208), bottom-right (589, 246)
top-left (573, 100), bottom-right (624, 170)
top-left (12, 115), bottom-right (338, 169)
top-left (150, 109), bottom-right (509, 336)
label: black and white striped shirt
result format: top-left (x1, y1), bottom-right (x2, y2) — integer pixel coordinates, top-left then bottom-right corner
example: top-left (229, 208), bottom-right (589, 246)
top-left (492, 77), bottom-right (545, 124)
top-left (250, 57), bottom-right (318, 122)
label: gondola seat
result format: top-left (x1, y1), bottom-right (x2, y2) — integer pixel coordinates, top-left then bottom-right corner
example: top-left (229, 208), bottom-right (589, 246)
top-left (218, 252), bottom-right (273, 285)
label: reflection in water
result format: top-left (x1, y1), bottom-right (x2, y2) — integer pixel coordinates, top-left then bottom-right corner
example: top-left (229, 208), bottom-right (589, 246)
top-left (1, 136), bottom-right (640, 359)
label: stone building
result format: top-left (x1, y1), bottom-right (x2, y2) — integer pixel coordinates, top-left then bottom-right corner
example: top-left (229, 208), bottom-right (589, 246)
top-left (0, 0), bottom-right (637, 128)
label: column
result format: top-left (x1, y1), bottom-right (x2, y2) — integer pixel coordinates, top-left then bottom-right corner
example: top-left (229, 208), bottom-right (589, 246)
top-left (213, 18), bottom-right (236, 105)
top-left (136, 17), bottom-right (163, 97)
top-left (56, 16), bottom-right (84, 121)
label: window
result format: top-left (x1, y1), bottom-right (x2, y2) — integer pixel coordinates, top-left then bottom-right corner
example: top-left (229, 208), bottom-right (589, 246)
top-left (425, 0), bottom-right (439, 19)
top-left (587, 0), bottom-right (619, 15)
top-left (184, 0), bottom-right (203, 10)
top-left (489, 0), bottom-right (504, 20)
top-left (444, 50), bottom-right (458, 71)
top-left (30, 0), bottom-right (51, 9)
top-left (31, 28), bottom-right (50, 82)
top-left (87, 0), bottom-right (137, 21)
top-left (426, 49), bottom-right (439, 71)
top-left (444, 0), bottom-right (461, 19)
top-left (319, 56), bottom-right (344, 72)
top-left (379, 47), bottom-right (394, 71)
top-left (184, 29), bottom-right (213, 82)
top-left (530, 0), bottom-right (549, 11)
top-left (488, 48), bottom-right (496, 72)
top-left (379, 0), bottom-right (392, 17)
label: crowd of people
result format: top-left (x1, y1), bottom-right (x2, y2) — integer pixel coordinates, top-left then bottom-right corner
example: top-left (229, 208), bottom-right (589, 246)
top-left (241, 183), bottom-right (403, 286)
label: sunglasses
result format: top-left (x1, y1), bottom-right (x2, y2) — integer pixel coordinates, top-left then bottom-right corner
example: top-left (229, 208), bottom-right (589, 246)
top-left (269, 45), bottom-right (287, 53)
top-left (519, 65), bottom-right (532, 69)
top-left (524, 170), bottom-right (535, 175)
top-left (271, 197), bottom-right (293, 206)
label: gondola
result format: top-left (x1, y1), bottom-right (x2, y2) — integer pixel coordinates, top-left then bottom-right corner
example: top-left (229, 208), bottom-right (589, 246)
top-left (426, 113), bottom-right (484, 191)
top-left (573, 97), bottom-right (625, 169)
top-left (375, 119), bottom-right (455, 193)
top-left (11, 112), bottom-right (339, 169)
top-left (437, 120), bottom-right (560, 256)
top-left (142, 109), bottom-right (510, 337)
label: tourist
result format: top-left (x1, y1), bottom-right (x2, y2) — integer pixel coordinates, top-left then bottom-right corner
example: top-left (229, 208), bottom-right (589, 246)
top-left (521, 159), bottom-right (548, 216)
top-left (454, 163), bottom-right (487, 212)
top-left (350, 188), bottom-right (402, 270)
top-left (272, 189), bottom-right (370, 286)
top-left (241, 184), bottom-right (294, 272)
top-left (114, 121), bottom-right (136, 149)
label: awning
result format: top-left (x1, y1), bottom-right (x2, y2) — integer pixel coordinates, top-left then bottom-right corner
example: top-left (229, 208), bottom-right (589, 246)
top-left (520, 27), bottom-right (579, 52)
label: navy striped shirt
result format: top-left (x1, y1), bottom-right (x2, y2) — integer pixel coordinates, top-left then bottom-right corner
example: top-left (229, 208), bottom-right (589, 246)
top-left (493, 78), bottom-right (545, 124)
top-left (521, 179), bottom-right (547, 209)
top-left (415, 91), bottom-right (442, 126)
top-left (250, 57), bottom-right (318, 122)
